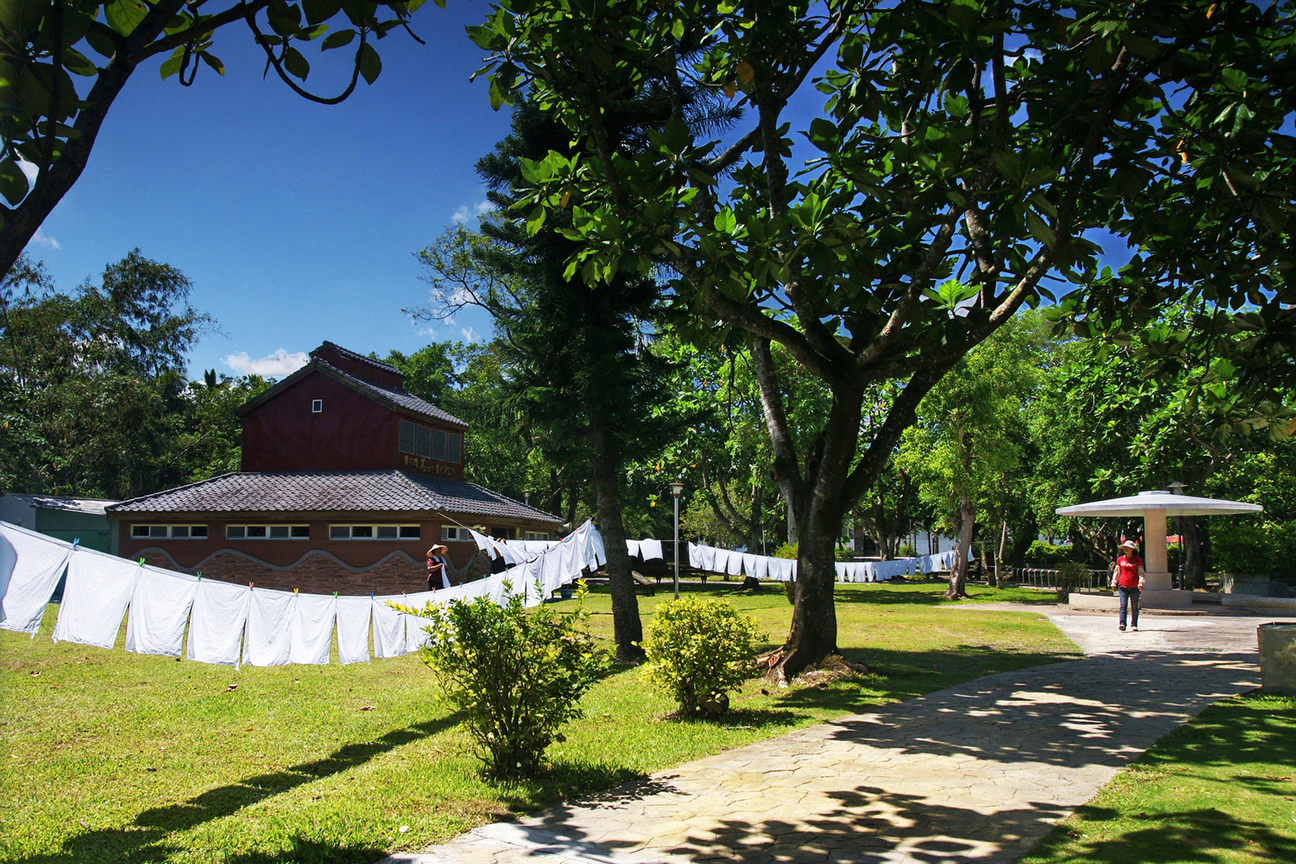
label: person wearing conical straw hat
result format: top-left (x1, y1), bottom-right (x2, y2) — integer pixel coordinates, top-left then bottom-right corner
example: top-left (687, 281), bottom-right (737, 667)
top-left (1111, 539), bottom-right (1146, 631)
top-left (426, 545), bottom-right (451, 591)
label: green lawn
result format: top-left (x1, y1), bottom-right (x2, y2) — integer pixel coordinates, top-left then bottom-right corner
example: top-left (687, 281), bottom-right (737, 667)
top-left (1, 581), bottom-right (1075, 864)
top-left (1021, 690), bottom-right (1296, 864)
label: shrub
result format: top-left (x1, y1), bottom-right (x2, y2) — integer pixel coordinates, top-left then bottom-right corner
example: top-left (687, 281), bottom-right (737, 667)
top-left (409, 583), bottom-right (602, 777)
top-left (640, 596), bottom-right (760, 717)
top-left (896, 544), bottom-right (917, 558)
top-left (1211, 521), bottom-right (1276, 573)
top-left (1055, 561), bottom-right (1090, 599)
top-left (774, 543), bottom-right (798, 559)
top-left (1025, 540), bottom-right (1085, 567)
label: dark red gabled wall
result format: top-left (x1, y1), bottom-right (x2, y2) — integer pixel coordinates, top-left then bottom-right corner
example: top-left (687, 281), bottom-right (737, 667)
top-left (240, 371), bottom-right (465, 480)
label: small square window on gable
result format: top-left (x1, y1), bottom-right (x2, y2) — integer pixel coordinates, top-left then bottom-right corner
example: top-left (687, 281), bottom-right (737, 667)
top-left (312, 399), bottom-right (323, 413)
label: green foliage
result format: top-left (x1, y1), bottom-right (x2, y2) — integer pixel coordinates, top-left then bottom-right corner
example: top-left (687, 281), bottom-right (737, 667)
top-left (1210, 519), bottom-right (1296, 575)
top-left (409, 584), bottom-right (602, 778)
top-left (640, 596), bottom-right (760, 717)
top-left (1024, 541), bottom-right (1086, 568)
top-left (1055, 561), bottom-right (1090, 599)
top-left (896, 544), bottom-right (918, 558)
top-left (0, 252), bottom-right (260, 498)
top-left (774, 543), bottom-right (797, 559)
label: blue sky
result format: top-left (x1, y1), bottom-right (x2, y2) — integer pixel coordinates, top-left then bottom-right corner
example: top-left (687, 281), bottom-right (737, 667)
top-left (23, 2), bottom-right (508, 379)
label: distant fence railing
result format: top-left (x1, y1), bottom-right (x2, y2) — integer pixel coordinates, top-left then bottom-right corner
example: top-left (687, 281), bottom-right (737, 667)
top-left (1009, 568), bottom-right (1111, 592)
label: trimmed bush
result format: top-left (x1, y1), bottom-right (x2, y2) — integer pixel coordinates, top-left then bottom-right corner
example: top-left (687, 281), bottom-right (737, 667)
top-left (1025, 540), bottom-right (1085, 567)
top-left (896, 544), bottom-right (917, 558)
top-left (410, 584), bottom-right (602, 777)
top-left (640, 596), bottom-right (760, 717)
top-left (1056, 561), bottom-right (1090, 599)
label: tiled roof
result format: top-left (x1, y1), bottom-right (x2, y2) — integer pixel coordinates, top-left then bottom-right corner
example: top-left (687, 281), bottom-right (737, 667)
top-left (106, 471), bottom-right (561, 525)
top-left (236, 358), bottom-right (468, 429)
top-left (318, 341), bottom-right (400, 375)
top-left (335, 363), bottom-right (468, 429)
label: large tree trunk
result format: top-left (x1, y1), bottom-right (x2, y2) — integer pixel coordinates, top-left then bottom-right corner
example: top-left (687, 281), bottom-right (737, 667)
top-left (947, 492), bottom-right (975, 599)
top-left (586, 413), bottom-right (643, 663)
top-left (1183, 515), bottom-right (1205, 590)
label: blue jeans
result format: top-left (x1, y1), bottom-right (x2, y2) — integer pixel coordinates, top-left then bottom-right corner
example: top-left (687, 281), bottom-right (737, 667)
top-left (1119, 586), bottom-right (1140, 628)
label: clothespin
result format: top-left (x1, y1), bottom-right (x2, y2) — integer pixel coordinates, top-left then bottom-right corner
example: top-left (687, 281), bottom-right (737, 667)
top-left (293, 588), bottom-right (299, 594)
top-left (139, 557), bottom-right (146, 565)
top-left (249, 582), bottom-right (254, 589)
top-left (72, 538), bottom-right (80, 550)
top-left (333, 591), bottom-right (338, 597)
top-left (196, 571), bottom-right (202, 581)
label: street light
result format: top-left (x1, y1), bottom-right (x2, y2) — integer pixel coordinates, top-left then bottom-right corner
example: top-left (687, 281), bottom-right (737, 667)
top-left (1168, 480), bottom-right (1186, 589)
top-left (670, 481), bottom-right (685, 599)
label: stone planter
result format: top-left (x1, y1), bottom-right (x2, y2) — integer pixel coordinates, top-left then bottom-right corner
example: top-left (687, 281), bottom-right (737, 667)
top-left (1222, 573), bottom-right (1278, 597)
top-left (1258, 623), bottom-right (1296, 695)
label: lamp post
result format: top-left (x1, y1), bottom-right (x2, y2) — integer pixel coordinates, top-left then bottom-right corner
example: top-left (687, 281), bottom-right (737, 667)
top-left (670, 481), bottom-right (684, 599)
top-left (1168, 481), bottom-right (1186, 589)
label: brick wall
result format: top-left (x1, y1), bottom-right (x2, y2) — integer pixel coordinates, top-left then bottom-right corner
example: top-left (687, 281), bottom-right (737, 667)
top-left (137, 547), bottom-right (494, 596)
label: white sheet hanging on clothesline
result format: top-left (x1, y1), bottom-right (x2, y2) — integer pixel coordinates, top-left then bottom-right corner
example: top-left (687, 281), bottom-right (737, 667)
top-left (0, 519), bottom-right (610, 669)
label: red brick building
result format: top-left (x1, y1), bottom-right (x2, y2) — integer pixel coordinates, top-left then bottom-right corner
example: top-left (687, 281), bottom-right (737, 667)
top-left (107, 343), bottom-right (561, 594)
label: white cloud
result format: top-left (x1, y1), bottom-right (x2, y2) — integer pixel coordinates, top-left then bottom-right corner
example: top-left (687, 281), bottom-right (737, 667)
top-left (223, 349), bottom-right (310, 378)
top-left (460, 326), bottom-right (479, 343)
top-left (30, 229), bottom-right (60, 250)
top-left (452, 199), bottom-right (493, 223)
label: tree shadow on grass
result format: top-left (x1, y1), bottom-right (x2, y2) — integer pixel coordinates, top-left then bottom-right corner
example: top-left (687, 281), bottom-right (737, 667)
top-left (1026, 805), bottom-right (1296, 863)
top-left (16, 716), bottom-right (461, 864)
top-left (221, 836), bottom-right (390, 864)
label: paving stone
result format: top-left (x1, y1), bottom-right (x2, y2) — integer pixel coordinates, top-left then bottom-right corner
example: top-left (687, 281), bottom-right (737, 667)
top-left (386, 612), bottom-right (1262, 864)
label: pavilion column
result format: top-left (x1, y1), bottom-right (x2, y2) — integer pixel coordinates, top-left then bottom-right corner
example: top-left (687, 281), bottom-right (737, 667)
top-left (1142, 508), bottom-right (1172, 592)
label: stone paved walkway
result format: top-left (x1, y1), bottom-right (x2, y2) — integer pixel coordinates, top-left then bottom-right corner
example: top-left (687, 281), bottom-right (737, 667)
top-left (381, 610), bottom-right (1274, 864)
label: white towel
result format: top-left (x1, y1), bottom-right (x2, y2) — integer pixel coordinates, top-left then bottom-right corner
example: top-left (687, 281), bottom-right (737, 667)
top-left (335, 595), bottom-right (371, 665)
top-left (688, 543), bottom-right (703, 568)
top-left (0, 523), bottom-right (72, 634)
top-left (52, 551), bottom-right (139, 648)
top-left (186, 580), bottom-right (251, 666)
top-left (741, 553), bottom-right (758, 577)
top-left (626, 539), bottom-right (641, 558)
top-left (371, 599), bottom-right (408, 659)
top-left (835, 562), bottom-right (848, 583)
top-left (639, 538), bottom-right (663, 561)
top-left (290, 593), bottom-right (336, 665)
top-left (404, 613), bottom-right (429, 652)
top-left (726, 551), bottom-right (744, 577)
top-left (243, 589), bottom-right (296, 667)
top-left (125, 566), bottom-right (199, 657)
top-left (752, 555), bottom-right (768, 580)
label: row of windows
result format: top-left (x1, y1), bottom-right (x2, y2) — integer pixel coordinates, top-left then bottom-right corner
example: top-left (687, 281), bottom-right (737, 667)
top-left (329, 525), bottom-right (422, 540)
top-left (132, 525), bottom-right (208, 539)
top-left (131, 524), bottom-right (548, 542)
top-left (398, 420), bottom-right (462, 464)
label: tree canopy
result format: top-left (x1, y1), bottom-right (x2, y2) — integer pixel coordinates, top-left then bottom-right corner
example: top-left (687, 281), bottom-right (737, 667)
top-left (466, 0), bottom-right (1296, 678)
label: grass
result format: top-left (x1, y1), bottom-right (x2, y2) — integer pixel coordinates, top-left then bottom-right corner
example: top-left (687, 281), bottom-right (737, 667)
top-left (1021, 690), bottom-right (1296, 864)
top-left (1, 580), bottom-right (1075, 864)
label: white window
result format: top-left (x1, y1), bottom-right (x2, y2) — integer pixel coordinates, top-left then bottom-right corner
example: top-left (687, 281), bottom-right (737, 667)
top-left (330, 524), bottom-right (421, 540)
top-left (131, 525), bottom-right (207, 539)
top-left (525, 531), bottom-right (550, 541)
top-left (226, 525), bottom-right (310, 540)
top-left (311, 399), bottom-right (323, 413)
top-left (441, 525), bottom-right (471, 542)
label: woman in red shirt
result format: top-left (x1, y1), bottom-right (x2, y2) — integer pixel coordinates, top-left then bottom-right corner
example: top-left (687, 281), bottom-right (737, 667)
top-left (1112, 538), bottom-right (1146, 631)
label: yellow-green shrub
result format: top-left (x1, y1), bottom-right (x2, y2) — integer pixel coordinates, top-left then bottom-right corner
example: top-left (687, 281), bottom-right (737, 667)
top-left (640, 596), bottom-right (759, 716)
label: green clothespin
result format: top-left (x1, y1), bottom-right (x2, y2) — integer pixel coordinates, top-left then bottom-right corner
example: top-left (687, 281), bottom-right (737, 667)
top-left (196, 571), bottom-right (202, 581)
top-left (139, 557), bottom-right (145, 565)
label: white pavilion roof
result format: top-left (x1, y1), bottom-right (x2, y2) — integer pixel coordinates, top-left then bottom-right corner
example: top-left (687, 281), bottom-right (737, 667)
top-left (1056, 490), bottom-right (1263, 518)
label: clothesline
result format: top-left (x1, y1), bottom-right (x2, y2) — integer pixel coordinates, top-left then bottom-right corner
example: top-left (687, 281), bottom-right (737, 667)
top-left (686, 542), bottom-right (969, 583)
top-left (0, 519), bottom-right (606, 669)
